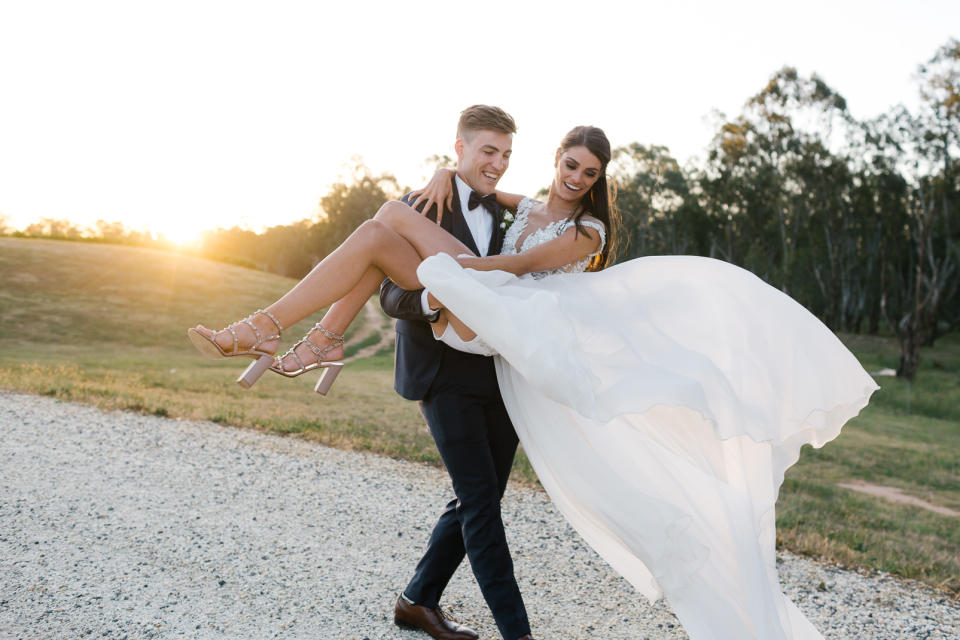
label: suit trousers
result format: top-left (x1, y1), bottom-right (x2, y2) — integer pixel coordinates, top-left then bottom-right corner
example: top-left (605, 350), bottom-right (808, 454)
top-left (402, 367), bottom-right (530, 640)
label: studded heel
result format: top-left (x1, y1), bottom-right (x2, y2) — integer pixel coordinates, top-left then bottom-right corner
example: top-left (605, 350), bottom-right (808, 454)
top-left (187, 309), bottom-right (283, 388)
top-left (269, 323), bottom-right (345, 395)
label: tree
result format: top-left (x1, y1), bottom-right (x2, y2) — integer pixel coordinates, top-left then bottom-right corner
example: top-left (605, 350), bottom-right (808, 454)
top-left (422, 153), bottom-right (456, 172)
top-left (22, 217), bottom-right (84, 238)
top-left (611, 143), bottom-right (710, 259)
top-left (315, 162), bottom-right (402, 260)
top-left (699, 69), bottom-right (857, 299)
top-left (916, 39), bottom-right (960, 344)
top-left (870, 40), bottom-right (960, 380)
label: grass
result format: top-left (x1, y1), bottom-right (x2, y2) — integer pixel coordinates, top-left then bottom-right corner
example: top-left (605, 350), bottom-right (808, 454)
top-left (0, 237), bottom-right (955, 594)
top-left (0, 237), bottom-right (432, 462)
top-left (775, 332), bottom-right (960, 593)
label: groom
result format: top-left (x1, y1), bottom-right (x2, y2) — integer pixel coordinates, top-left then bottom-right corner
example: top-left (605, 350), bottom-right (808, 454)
top-left (379, 105), bottom-right (533, 640)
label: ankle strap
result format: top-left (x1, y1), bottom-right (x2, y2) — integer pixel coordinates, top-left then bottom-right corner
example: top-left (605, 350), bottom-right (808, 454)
top-left (295, 323), bottom-right (344, 362)
top-left (256, 309), bottom-right (284, 333)
top-left (312, 323), bottom-right (343, 344)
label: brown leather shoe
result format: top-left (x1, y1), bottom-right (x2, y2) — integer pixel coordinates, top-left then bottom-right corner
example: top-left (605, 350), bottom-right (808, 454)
top-left (394, 595), bottom-right (479, 640)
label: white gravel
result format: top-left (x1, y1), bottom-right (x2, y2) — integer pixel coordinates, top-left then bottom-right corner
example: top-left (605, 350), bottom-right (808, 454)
top-left (1, 392), bottom-right (957, 639)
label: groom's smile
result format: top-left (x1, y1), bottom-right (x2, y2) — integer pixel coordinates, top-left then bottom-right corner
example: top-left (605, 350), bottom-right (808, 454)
top-left (455, 128), bottom-right (513, 195)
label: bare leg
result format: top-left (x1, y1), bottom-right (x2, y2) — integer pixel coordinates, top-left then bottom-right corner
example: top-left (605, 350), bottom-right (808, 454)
top-left (274, 267), bottom-right (382, 371)
top-left (265, 201), bottom-right (475, 326)
top-left (435, 310), bottom-right (477, 342)
top-left (195, 218), bottom-right (419, 355)
top-left (371, 201), bottom-right (475, 260)
top-left (277, 201), bottom-right (483, 367)
top-left (195, 200), bottom-right (479, 361)
top-left (373, 202), bottom-right (479, 341)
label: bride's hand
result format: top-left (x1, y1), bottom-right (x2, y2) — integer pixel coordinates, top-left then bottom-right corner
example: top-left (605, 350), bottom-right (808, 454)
top-left (409, 167), bottom-right (455, 225)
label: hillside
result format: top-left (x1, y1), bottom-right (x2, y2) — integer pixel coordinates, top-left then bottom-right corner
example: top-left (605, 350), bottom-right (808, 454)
top-left (0, 237), bottom-right (431, 458)
top-left (1, 237), bottom-right (957, 593)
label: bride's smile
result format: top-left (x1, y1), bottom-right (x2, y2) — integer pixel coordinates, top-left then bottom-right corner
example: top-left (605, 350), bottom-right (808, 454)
top-left (551, 144), bottom-right (603, 209)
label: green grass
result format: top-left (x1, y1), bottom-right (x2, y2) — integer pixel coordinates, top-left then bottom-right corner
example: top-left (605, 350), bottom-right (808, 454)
top-left (0, 237), bottom-right (955, 594)
top-left (0, 237), bottom-right (431, 461)
top-left (774, 332), bottom-right (960, 593)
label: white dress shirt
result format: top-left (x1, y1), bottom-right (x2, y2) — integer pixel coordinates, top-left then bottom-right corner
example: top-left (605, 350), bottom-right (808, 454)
top-left (454, 174), bottom-right (495, 258)
top-left (420, 174), bottom-right (496, 316)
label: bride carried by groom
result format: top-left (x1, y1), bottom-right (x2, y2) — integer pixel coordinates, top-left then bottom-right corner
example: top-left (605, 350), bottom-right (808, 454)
top-left (189, 104), bottom-right (877, 640)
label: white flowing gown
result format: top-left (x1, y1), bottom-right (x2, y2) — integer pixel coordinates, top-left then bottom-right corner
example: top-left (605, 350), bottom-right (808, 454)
top-left (416, 199), bottom-right (878, 640)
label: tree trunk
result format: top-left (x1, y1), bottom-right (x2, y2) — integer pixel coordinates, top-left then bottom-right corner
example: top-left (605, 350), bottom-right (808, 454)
top-left (896, 329), bottom-right (920, 381)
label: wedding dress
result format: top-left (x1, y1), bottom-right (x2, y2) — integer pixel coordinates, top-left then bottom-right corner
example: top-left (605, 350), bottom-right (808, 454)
top-left (417, 198), bottom-right (878, 640)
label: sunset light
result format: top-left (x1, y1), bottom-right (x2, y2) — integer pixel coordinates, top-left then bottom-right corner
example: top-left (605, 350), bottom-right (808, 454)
top-left (1, 0), bottom-right (957, 240)
top-left (160, 223), bottom-right (202, 247)
top-left (0, 3), bottom-right (957, 636)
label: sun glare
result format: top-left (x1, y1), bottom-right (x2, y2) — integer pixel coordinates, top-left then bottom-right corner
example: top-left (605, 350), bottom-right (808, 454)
top-left (161, 222), bottom-right (202, 247)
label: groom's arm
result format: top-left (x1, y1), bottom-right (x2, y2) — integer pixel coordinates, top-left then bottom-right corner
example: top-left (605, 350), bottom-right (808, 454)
top-left (379, 192), bottom-right (441, 323)
top-left (379, 278), bottom-right (438, 322)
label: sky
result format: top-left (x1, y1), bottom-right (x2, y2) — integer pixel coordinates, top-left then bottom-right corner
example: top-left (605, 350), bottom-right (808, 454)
top-left (0, 0), bottom-right (957, 243)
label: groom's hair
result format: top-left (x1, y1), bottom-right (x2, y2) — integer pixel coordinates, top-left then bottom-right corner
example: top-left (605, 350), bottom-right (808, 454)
top-left (457, 105), bottom-right (517, 141)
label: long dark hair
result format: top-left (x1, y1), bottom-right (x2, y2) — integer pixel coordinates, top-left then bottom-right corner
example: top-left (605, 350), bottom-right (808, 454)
top-left (557, 125), bottom-right (620, 270)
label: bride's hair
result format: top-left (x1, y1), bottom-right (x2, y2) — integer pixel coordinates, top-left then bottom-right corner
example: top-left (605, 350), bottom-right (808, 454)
top-left (559, 125), bottom-right (620, 270)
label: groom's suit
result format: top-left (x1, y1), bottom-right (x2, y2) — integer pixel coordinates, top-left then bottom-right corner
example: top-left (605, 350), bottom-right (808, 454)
top-left (379, 176), bottom-right (530, 640)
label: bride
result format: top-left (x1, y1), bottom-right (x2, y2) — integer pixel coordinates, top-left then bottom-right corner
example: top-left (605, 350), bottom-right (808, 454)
top-left (189, 125), bottom-right (877, 639)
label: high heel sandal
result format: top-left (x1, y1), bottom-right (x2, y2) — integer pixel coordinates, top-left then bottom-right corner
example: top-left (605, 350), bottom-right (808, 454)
top-left (269, 323), bottom-right (345, 395)
top-left (186, 309), bottom-right (283, 389)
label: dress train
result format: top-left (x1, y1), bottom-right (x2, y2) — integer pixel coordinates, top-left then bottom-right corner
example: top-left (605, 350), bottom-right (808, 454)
top-left (417, 253), bottom-right (877, 640)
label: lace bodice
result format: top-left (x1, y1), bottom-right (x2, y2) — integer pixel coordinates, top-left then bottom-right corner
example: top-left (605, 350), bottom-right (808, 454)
top-left (501, 198), bottom-right (607, 279)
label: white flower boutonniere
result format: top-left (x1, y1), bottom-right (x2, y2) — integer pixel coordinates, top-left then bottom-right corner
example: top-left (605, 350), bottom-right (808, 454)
top-left (499, 210), bottom-right (515, 230)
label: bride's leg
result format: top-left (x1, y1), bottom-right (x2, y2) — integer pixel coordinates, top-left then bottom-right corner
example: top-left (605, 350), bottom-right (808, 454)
top-left (273, 267), bottom-right (383, 372)
top-left (372, 201), bottom-right (475, 261)
top-left (373, 201), bottom-right (479, 341)
top-left (444, 311), bottom-right (477, 342)
top-left (196, 200), bottom-right (479, 358)
top-left (428, 311), bottom-right (478, 342)
top-left (264, 219), bottom-right (424, 328)
top-left (267, 200), bottom-right (483, 355)
top-left (195, 216), bottom-right (423, 354)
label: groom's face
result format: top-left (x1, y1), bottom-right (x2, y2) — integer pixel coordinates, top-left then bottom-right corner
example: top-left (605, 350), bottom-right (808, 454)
top-left (455, 129), bottom-right (513, 195)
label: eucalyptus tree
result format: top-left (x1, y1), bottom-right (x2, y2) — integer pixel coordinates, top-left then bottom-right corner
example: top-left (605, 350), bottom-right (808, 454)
top-left (698, 67), bottom-right (857, 316)
top-left (846, 115), bottom-right (911, 336)
top-left (915, 38), bottom-right (960, 344)
top-left (610, 143), bottom-right (709, 259)
top-left (315, 162), bottom-right (402, 260)
top-left (858, 39), bottom-right (960, 379)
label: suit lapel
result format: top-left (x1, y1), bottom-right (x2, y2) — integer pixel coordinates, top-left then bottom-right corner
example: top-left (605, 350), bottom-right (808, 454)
top-left (487, 202), bottom-right (504, 256)
top-left (449, 176), bottom-right (481, 255)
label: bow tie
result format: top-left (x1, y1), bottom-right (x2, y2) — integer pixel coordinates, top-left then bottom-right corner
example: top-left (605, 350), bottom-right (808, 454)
top-left (467, 190), bottom-right (498, 215)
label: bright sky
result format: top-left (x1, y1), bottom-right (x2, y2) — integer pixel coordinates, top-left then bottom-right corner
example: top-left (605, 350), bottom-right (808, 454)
top-left (0, 0), bottom-right (957, 243)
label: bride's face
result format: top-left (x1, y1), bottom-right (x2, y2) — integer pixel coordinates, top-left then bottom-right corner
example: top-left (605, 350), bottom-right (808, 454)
top-left (553, 145), bottom-right (603, 203)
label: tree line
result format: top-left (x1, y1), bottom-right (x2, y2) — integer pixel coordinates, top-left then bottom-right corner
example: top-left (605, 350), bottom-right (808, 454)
top-left (5, 40), bottom-right (957, 380)
top-left (610, 41), bottom-right (958, 380)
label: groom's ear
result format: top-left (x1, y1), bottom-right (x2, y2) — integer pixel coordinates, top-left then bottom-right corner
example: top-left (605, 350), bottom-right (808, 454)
top-left (454, 138), bottom-right (465, 163)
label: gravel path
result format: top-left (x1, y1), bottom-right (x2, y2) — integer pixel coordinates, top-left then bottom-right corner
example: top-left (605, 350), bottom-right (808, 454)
top-left (1, 392), bottom-right (957, 639)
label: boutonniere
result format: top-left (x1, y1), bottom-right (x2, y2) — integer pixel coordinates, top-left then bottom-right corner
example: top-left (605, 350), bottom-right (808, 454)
top-left (499, 210), bottom-right (516, 230)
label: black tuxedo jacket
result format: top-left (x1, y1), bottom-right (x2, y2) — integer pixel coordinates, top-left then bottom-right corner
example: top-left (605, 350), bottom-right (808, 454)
top-left (379, 175), bottom-right (506, 400)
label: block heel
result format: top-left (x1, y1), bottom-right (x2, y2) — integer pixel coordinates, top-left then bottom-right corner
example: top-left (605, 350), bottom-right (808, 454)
top-left (314, 362), bottom-right (344, 395)
top-left (237, 354), bottom-right (274, 389)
